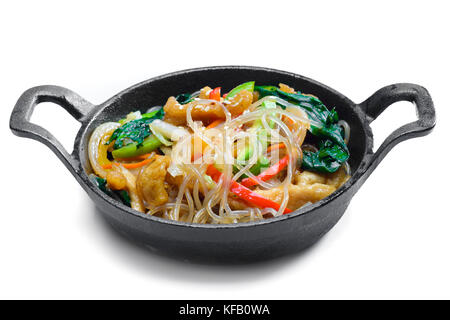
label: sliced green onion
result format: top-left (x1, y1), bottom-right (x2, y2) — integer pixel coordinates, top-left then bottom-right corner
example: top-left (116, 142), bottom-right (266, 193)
top-left (142, 107), bottom-right (163, 119)
top-left (111, 135), bottom-right (162, 159)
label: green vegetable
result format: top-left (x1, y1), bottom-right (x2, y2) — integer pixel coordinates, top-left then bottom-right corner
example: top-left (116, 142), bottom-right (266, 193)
top-left (175, 92), bottom-right (196, 104)
top-left (254, 86), bottom-right (349, 173)
top-left (116, 190), bottom-right (131, 206)
top-left (302, 140), bottom-right (349, 173)
top-left (107, 108), bottom-right (164, 149)
top-left (235, 156), bottom-right (271, 179)
top-left (255, 156), bottom-right (271, 172)
top-left (253, 100), bottom-right (277, 129)
top-left (142, 108), bottom-right (164, 119)
top-left (149, 119), bottom-right (188, 142)
top-left (236, 99), bottom-right (276, 162)
top-left (236, 128), bottom-right (269, 162)
top-left (234, 99), bottom-right (276, 177)
top-left (245, 156), bottom-right (270, 177)
top-left (175, 81), bottom-right (255, 105)
top-left (90, 175), bottom-right (131, 207)
top-left (225, 81), bottom-right (255, 101)
top-left (203, 174), bottom-right (216, 188)
top-left (111, 135), bottom-right (162, 159)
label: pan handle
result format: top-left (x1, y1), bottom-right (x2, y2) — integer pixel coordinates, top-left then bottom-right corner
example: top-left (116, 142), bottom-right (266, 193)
top-left (9, 85), bottom-right (93, 172)
top-left (358, 83), bottom-right (436, 175)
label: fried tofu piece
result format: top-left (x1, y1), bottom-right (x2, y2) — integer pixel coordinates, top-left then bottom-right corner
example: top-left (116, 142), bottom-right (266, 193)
top-left (163, 90), bottom-right (253, 126)
top-left (106, 170), bottom-right (127, 190)
top-left (163, 96), bottom-right (224, 126)
top-left (253, 183), bottom-right (336, 211)
top-left (199, 86), bottom-right (212, 99)
top-left (279, 83), bottom-right (296, 93)
top-left (136, 156), bottom-right (171, 208)
top-left (225, 90), bottom-right (253, 117)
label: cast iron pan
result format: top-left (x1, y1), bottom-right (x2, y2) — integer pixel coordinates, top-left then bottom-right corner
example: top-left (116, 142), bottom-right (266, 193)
top-left (10, 66), bottom-right (436, 263)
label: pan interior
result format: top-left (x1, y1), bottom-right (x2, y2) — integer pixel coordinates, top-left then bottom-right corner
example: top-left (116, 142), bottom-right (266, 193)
top-left (79, 66), bottom-right (369, 196)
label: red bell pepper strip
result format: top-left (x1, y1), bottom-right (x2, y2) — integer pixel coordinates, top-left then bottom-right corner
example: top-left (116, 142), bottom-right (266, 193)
top-left (209, 87), bottom-right (221, 101)
top-left (206, 165), bottom-right (292, 214)
top-left (241, 155), bottom-right (290, 188)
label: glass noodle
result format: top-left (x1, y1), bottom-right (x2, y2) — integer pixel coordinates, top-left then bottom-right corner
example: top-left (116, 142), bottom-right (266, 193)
top-left (88, 88), bottom-right (351, 224)
top-left (158, 96), bottom-right (312, 223)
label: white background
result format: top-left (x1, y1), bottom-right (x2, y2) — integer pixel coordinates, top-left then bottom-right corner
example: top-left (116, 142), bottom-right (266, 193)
top-left (1, 0), bottom-right (449, 299)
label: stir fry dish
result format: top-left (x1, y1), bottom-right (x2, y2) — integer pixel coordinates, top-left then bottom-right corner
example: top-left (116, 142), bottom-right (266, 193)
top-left (88, 82), bottom-right (350, 223)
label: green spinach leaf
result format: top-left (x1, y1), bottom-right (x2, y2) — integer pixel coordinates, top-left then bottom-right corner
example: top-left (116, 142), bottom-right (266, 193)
top-left (107, 108), bottom-right (164, 149)
top-left (175, 92), bottom-right (195, 104)
top-left (255, 86), bottom-right (349, 173)
top-left (90, 175), bottom-right (131, 207)
top-left (302, 140), bottom-right (349, 173)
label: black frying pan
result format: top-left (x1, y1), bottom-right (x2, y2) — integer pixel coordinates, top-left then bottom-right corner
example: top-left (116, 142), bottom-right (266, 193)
top-left (9, 66), bottom-right (435, 263)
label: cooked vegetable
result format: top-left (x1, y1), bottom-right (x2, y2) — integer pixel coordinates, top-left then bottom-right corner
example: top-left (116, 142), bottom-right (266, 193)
top-left (266, 143), bottom-right (285, 153)
top-left (225, 81), bottom-right (255, 101)
top-left (112, 135), bottom-right (162, 159)
top-left (118, 111), bottom-right (142, 125)
top-left (206, 165), bottom-right (292, 214)
top-left (209, 87), bottom-right (221, 101)
top-left (107, 108), bottom-right (164, 149)
top-left (88, 122), bottom-right (121, 179)
top-left (253, 100), bottom-right (277, 129)
top-left (302, 139), bottom-right (349, 173)
top-left (121, 158), bottom-right (152, 169)
top-left (241, 155), bottom-right (290, 187)
top-left (149, 123), bottom-right (173, 146)
top-left (235, 99), bottom-right (275, 172)
top-left (175, 92), bottom-right (195, 104)
top-left (142, 107), bottom-right (164, 119)
top-left (206, 119), bottom-right (223, 129)
top-left (255, 85), bottom-right (348, 173)
top-left (149, 119), bottom-right (188, 142)
top-left (237, 156), bottom-right (270, 178)
top-left (90, 175), bottom-right (131, 207)
top-left (114, 154), bottom-right (152, 161)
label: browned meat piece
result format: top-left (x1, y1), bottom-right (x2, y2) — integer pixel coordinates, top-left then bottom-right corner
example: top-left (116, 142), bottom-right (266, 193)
top-left (324, 166), bottom-right (349, 188)
top-left (229, 168), bottom-right (349, 212)
top-left (254, 169), bottom-right (349, 211)
top-left (165, 172), bottom-right (196, 191)
top-left (106, 170), bottom-right (127, 190)
top-left (136, 156), bottom-right (171, 208)
top-left (294, 170), bottom-right (326, 185)
top-left (163, 96), bottom-right (224, 126)
top-left (279, 83), bottom-right (296, 93)
top-left (228, 196), bottom-right (252, 211)
top-left (252, 91), bottom-right (260, 102)
top-left (254, 183), bottom-right (336, 211)
top-left (163, 90), bottom-right (253, 126)
top-left (199, 86), bottom-right (212, 99)
top-left (224, 90), bottom-right (253, 116)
